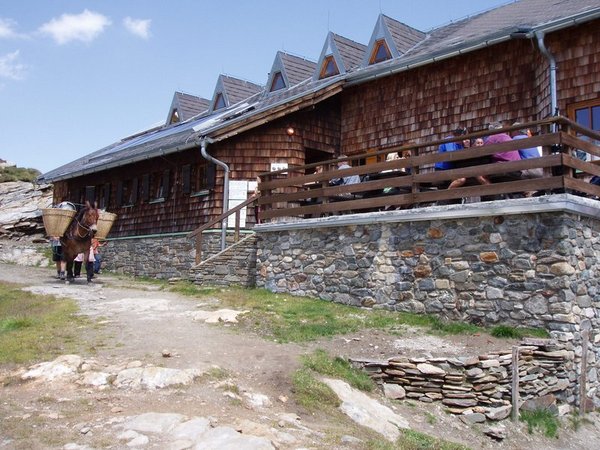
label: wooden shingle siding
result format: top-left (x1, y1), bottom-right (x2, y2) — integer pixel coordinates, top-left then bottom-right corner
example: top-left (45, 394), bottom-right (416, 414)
top-left (341, 39), bottom-right (539, 154)
top-left (57, 101), bottom-right (340, 237)
top-left (550, 21), bottom-right (600, 109)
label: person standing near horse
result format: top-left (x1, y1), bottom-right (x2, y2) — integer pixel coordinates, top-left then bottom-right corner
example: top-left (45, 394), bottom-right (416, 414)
top-left (60, 201), bottom-right (100, 283)
top-left (49, 236), bottom-right (66, 280)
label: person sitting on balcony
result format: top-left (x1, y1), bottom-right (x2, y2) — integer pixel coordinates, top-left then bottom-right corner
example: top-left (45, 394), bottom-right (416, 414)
top-left (330, 155), bottom-right (361, 200)
top-left (330, 155), bottom-right (360, 186)
top-left (487, 122), bottom-right (521, 162)
top-left (448, 137), bottom-right (491, 188)
top-left (434, 128), bottom-right (467, 171)
top-left (511, 124), bottom-right (543, 179)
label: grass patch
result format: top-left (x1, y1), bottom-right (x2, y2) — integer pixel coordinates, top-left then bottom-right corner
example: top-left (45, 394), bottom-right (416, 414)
top-left (0, 282), bottom-right (89, 364)
top-left (301, 348), bottom-right (374, 392)
top-left (167, 284), bottom-right (488, 342)
top-left (520, 409), bottom-right (560, 438)
top-left (291, 367), bottom-right (340, 411)
top-left (156, 280), bottom-right (543, 343)
top-left (491, 325), bottom-right (549, 339)
top-left (168, 281), bottom-right (219, 297)
top-left (567, 412), bottom-right (593, 431)
top-left (0, 166), bottom-right (40, 182)
top-left (397, 429), bottom-right (470, 450)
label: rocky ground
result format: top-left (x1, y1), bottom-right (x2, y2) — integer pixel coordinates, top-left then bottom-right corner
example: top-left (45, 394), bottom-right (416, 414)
top-left (1, 262), bottom-right (600, 449)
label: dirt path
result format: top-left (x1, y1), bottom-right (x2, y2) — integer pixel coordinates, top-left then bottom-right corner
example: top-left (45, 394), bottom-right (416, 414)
top-left (1, 263), bottom-right (599, 449)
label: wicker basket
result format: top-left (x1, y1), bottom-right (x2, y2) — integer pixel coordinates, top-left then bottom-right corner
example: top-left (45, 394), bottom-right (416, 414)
top-left (42, 208), bottom-right (76, 237)
top-left (95, 211), bottom-right (117, 239)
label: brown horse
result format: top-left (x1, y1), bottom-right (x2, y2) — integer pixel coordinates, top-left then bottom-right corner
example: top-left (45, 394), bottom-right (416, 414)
top-left (60, 201), bottom-right (100, 282)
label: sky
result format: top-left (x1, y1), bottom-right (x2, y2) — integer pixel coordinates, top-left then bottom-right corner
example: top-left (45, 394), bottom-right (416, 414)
top-left (0, 0), bottom-right (511, 174)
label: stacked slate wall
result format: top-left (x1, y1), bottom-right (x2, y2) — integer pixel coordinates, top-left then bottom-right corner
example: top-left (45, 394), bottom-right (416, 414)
top-left (352, 339), bottom-right (573, 418)
top-left (255, 205), bottom-right (600, 406)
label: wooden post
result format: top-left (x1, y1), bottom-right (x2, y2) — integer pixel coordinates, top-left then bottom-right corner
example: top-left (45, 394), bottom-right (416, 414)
top-left (234, 211), bottom-right (240, 242)
top-left (580, 328), bottom-right (590, 415)
top-left (511, 345), bottom-right (520, 422)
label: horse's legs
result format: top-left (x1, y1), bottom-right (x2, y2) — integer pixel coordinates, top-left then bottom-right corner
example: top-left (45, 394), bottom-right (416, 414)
top-left (86, 261), bottom-right (94, 282)
top-left (66, 261), bottom-right (74, 280)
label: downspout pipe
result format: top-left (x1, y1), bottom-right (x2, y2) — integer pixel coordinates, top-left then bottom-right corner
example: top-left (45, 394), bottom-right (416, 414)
top-left (200, 137), bottom-right (229, 251)
top-left (535, 31), bottom-right (558, 128)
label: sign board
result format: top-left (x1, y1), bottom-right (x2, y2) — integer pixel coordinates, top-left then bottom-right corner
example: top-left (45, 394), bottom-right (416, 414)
top-left (227, 180), bottom-right (249, 228)
top-left (270, 162), bottom-right (288, 172)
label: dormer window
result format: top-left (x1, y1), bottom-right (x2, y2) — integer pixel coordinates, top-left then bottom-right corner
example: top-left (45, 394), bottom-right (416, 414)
top-left (214, 92), bottom-right (226, 111)
top-left (319, 55), bottom-right (339, 79)
top-left (370, 39), bottom-right (391, 64)
top-left (270, 72), bottom-right (286, 91)
top-left (169, 109), bottom-right (180, 124)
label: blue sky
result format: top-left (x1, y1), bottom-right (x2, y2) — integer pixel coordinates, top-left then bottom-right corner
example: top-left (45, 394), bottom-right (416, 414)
top-left (0, 0), bottom-right (509, 174)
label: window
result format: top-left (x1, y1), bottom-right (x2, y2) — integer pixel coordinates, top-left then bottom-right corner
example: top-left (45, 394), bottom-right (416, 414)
top-left (85, 185), bottom-right (95, 204)
top-left (169, 109), bottom-right (180, 124)
top-left (141, 174), bottom-right (150, 201)
top-left (270, 72), bottom-right (286, 91)
top-left (319, 55), bottom-right (339, 79)
top-left (370, 39), bottom-right (391, 64)
top-left (214, 93), bottom-right (226, 111)
top-left (191, 162), bottom-right (216, 195)
top-left (97, 183), bottom-right (110, 209)
top-left (182, 164), bottom-right (191, 194)
top-left (150, 169), bottom-right (170, 202)
top-left (568, 98), bottom-right (600, 160)
top-left (116, 178), bottom-right (137, 207)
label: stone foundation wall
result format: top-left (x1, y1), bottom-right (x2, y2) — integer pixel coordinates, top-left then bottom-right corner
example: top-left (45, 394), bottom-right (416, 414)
top-left (255, 197), bottom-right (600, 406)
top-left (103, 232), bottom-right (224, 279)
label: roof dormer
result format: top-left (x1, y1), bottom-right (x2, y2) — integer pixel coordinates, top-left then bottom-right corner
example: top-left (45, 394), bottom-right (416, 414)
top-left (266, 51), bottom-right (316, 92)
top-left (313, 32), bottom-right (366, 81)
top-left (165, 92), bottom-right (210, 125)
top-left (209, 74), bottom-right (263, 113)
top-left (363, 14), bottom-right (425, 66)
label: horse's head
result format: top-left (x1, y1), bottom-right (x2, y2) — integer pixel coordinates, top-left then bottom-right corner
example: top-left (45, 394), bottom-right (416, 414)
top-left (82, 201), bottom-right (100, 235)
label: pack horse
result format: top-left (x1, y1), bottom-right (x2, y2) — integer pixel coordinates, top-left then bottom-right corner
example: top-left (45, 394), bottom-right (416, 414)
top-left (60, 201), bottom-right (100, 282)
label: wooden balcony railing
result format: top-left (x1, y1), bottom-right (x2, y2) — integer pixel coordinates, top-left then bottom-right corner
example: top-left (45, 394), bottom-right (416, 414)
top-left (257, 117), bottom-right (600, 221)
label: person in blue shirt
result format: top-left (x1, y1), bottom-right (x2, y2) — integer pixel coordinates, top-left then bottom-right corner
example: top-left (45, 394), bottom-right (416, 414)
top-left (434, 128), bottom-right (467, 170)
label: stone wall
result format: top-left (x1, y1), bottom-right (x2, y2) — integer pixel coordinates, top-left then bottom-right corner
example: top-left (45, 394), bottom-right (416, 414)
top-left (103, 231), bottom-right (224, 279)
top-left (255, 195), bottom-right (600, 407)
top-left (352, 338), bottom-right (574, 421)
top-left (103, 230), bottom-right (257, 285)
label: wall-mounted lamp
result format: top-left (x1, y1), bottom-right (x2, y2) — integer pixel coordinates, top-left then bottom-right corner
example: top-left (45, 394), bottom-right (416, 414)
top-left (286, 126), bottom-right (295, 137)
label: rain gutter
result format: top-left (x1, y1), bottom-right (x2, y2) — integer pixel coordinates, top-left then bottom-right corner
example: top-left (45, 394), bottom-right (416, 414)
top-left (200, 137), bottom-right (229, 251)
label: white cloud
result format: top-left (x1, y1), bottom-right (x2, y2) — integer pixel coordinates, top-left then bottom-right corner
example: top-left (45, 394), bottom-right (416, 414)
top-left (123, 17), bottom-right (151, 39)
top-left (39, 10), bottom-right (111, 44)
top-left (0, 50), bottom-right (26, 80)
top-left (0, 18), bottom-right (19, 39)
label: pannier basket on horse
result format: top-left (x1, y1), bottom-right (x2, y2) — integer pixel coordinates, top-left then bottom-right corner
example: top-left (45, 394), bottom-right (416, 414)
top-left (95, 211), bottom-right (117, 239)
top-left (42, 206), bottom-right (76, 237)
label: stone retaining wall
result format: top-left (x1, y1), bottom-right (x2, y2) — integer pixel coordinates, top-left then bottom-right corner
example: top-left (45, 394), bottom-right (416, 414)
top-left (103, 232), bottom-right (224, 279)
top-left (254, 196), bottom-right (600, 407)
top-left (352, 338), bottom-right (574, 420)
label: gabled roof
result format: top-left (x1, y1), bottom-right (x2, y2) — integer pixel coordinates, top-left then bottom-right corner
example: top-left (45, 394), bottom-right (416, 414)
top-left (362, 14), bottom-right (425, 65)
top-left (39, 0), bottom-right (600, 183)
top-left (166, 91), bottom-right (210, 124)
top-left (349, 0), bottom-right (600, 83)
top-left (209, 75), bottom-right (263, 112)
top-left (266, 51), bottom-right (317, 92)
top-left (313, 32), bottom-right (367, 80)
